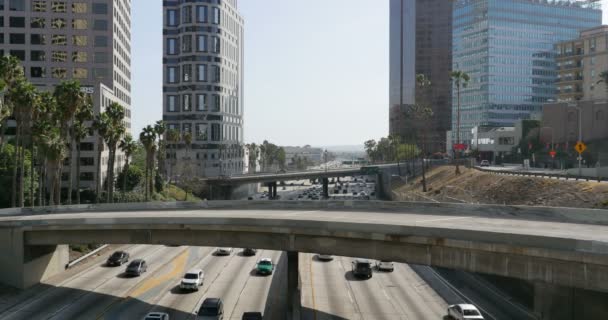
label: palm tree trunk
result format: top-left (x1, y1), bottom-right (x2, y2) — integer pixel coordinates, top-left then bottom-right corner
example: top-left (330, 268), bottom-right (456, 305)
top-left (455, 85), bottom-right (461, 175)
top-left (48, 163), bottom-right (56, 206)
top-left (67, 137), bottom-right (74, 205)
top-left (144, 152), bottom-right (149, 201)
top-left (11, 125), bottom-right (20, 208)
top-left (19, 136), bottom-right (25, 207)
top-left (122, 159), bottom-right (129, 202)
top-left (76, 141), bottom-right (81, 204)
top-left (30, 142), bottom-right (34, 207)
top-left (39, 159), bottom-right (45, 207)
top-left (106, 147), bottom-right (112, 203)
top-left (0, 119), bottom-right (7, 154)
top-left (95, 138), bottom-right (103, 204)
top-left (54, 165), bottom-right (61, 205)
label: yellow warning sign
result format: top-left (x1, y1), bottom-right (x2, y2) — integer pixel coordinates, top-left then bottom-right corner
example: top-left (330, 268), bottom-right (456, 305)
top-left (574, 141), bottom-right (587, 154)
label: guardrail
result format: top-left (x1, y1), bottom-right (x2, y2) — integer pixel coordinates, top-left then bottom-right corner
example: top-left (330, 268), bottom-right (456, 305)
top-left (474, 167), bottom-right (607, 183)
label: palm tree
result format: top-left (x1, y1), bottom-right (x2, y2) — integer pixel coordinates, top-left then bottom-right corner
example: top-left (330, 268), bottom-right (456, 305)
top-left (154, 120), bottom-right (167, 182)
top-left (9, 80), bottom-right (37, 207)
top-left (166, 129), bottom-right (180, 183)
top-left (119, 134), bottom-right (138, 200)
top-left (0, 56), bottom-right (25, 153)
top-left (182, 132), bottom-right (193, 201)
top-left (73, 98), bottom-right (93, 204)
top-left (413, 74), bottom-right (435, 191)
top-left (103, 102), bottom-right (126, 203)
top-left (33, 92), bottom-right (58, 206)
top-left (39, 128), bottom-right (67, 206)
top-left (139, 125), bottom-right (157, 202)
top-left (450, 70), bottom-right (470, 175)
top-left (93, 113), bottom-right (110, 203)
top-left (54, 80), bottom-right (86, 204)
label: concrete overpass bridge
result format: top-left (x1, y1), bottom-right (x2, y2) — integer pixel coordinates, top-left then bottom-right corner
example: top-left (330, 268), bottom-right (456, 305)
top-left (200, 163), bottom-right (408, 199)
top-left (1, 201), bottom-right (608, 319)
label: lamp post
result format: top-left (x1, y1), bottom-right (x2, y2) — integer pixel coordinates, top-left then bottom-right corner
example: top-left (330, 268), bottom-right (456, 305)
top-left (323, 150), bottom-right (328, 173)
top-left (540, 126), bottom-right (554, 169)
top-left (567, 104), bottom-right (583, 177)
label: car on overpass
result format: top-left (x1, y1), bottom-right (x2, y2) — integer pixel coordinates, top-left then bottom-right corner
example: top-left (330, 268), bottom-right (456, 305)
top-left (256, 258), bottom-right (274, 275)
top-left (215, 248), bottom-right (233, 256)
top-left (375, 261), bottom-right (394, 272)
top-left (317, 254), bottom-right (333, 261)
top-left (480, 160), bottom-right (490, 167)
top-left (447, 304), bottom-right (484, 320)
top-left (242, 248), bottom-right (257, 256)
top-left (241, 312), bottom-right (263, 320)
top-left (106, 250), bottom-right (129, 266)
top-left (144, 312), bottom-right (170, 320)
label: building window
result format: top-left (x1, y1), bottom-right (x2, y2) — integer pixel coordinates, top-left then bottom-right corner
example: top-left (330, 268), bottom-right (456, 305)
top-left (183, 123), bottom-right (192, 135)
top-left (80, 143), bottom-right (94, 151)
top-left (52, 51), bottom-right (67, 62)
top-left (212, 94), bottom-right (220, 112)
top-left (597, 111), bottom-right (605, 121)
top-left (93, 19), bottom-right (107, 31)
top-left (182, 64), bottom-right (192, 82)
top-left (73, 35), bottom-right (88, 46)
top-left (212, 36), bottom-right (220, 53)
top-left (51, 35), bottom-right (67, 46)
top-left (31, 17), bottom-right (45, 28)
top-left (182, 6), bottom-right (192, 24)
top-left (183, 94), bottom-right (192, 111)
top-left (197, 6), bottom-right (208, 23)
top-left (9, 50), bottom-right (25, 61)
top-left (93, 68), bottom-right (107, 79)
top-left (73, 68), bottom-right (88, 79)
top-left (31, 67), bottom-right (45, 78)
top-left (72, 52), bottom-right (87, 62)
top-left (9, 33), bottom-right (25, 44)
top-left (31, 34), bottom-right (45, 45)
top-left (80, 172), bottom-right (94, 181)
top-left (52, 67), bottom-right (67, 79)
top-left (211, 123), bottom-right (220, 141)
top-left (212, 7), bottom-right (220, 25)
top-left (9, 0), bottom-right (25, 11)
top-left (31, 50), bottom-right (45, 61)
top-left (72, 3), bottom-right (87, 13)
top-left (167, 9), bottom-right (178, 26)
top-left (92, 3), bottom-right (108, 14)
top-left (73, 19), bottom-right (88, 30)
top-left (167, 67), bottom-right (178, 83)
top-left (197, 64), bottom-right (207, 82)
top-left (80, 158), bottom-right (94, 166)
top-left (94, 52), bottom-right (108, 63)
top-left (182, 35), bottom-right (192, 53)
top-left (51, 18), bottom-right (66, 29)
top-left (51, 1), bottom-right (67, 13)
top-left (197, 35), bottom-right (207, 52)
top-left (33, 1), bottom-right (46, 12)
top-left (196, 124), bottom-right (208, 141)
top-left (94, 36), bottom-right (107, 47)
top-left (9, 17), bottom-right (25, 28)
top-left (197, 94), bottom-right (207, 111)
top-left (212, 65), bottom-right (220, 82)
top-left (167, 95), bottom-right (178, 112)
top-left (167, 38), bottom-right (177, 55)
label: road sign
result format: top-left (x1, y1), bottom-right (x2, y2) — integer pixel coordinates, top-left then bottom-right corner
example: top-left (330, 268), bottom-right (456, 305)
top-left (574, 141), bottom-right (587, 154)
top-left (361, 166), bottom-right (379, 175)
top-left (549, 150), bottom-right (556, 158)
top-left (454, 143), bottom-right (466, 151)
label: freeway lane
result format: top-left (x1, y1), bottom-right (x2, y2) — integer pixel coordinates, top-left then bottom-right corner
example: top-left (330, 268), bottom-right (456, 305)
top-left (300, 253), bottom-right (447, 320)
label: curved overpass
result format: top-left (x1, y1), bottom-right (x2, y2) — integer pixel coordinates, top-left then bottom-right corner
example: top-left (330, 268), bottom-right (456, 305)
top-left (2, 201), bottom-right (608, 294)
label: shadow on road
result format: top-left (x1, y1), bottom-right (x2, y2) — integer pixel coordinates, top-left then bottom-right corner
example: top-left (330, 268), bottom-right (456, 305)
top-left (343, 270), bottom-right (370, 282)
top-left (301, 307), bottom-right (351, 320)
top-left (0, 283), bottom-right (196, 320)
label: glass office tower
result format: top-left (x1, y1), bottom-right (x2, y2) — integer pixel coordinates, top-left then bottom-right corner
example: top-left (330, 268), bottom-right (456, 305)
top-left (452, 0), bottom-right (601, 144)
top-left (389, 0), bottom-right (453, 153)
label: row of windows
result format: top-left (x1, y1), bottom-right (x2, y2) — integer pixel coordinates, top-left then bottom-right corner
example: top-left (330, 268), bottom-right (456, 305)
top-left (167, 93), bottom-right (220, 113)
top-left (166, 5), bottom-right (220, 27)
top-left (166, 122), bottom-right (241, 143)
top-left (166, 35), bottom-right (220, 55)
top-left (1, 1), bottom-right (108, 14)
top-left (0, 16), bottom-right (108, 30)
top-left (0, 33), bottom-right (108, 47)
top-left (4, 49), bottom-right (108, 63)
top-left (166, 65), bottom-right (221, 83)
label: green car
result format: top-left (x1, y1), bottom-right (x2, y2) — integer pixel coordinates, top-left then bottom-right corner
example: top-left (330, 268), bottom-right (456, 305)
top-left (256, 258), bottom-right (274, 275)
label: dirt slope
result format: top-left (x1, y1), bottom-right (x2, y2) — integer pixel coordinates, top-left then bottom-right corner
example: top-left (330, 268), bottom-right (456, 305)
top-left (393, 166), bottom-right (608, 209)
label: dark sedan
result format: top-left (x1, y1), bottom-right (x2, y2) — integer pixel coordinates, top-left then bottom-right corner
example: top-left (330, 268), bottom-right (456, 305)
top-left (107, 250), bottom-right (130, 266)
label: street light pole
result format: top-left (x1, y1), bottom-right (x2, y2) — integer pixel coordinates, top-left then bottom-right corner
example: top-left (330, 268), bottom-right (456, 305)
top-left (568, 105), bottom-right (582, 176)
top-left (541, 126), bottom-right (554, 168)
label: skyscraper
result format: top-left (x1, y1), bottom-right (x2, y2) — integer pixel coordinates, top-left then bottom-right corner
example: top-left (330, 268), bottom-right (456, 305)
top-left (452, 0), bottom-right (601, 145)
top-left (389, 0), bottom-right (453, 153)
top-left (1, 0), bottom-right (132, 191)
top-left (163, 0), bottom-right (245, 178)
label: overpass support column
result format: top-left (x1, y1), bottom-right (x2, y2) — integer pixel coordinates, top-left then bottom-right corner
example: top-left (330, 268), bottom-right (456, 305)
top-left (0, 228), bottom-right (68, 289)
top-left (286, 251), bottom-right (301, 320)
top-left (272, 182), bottom-right (278, 199)
top-left (322, 178), bottom-right (329, 198)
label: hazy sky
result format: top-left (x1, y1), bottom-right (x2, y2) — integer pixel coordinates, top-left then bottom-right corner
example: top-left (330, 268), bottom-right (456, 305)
top-left (131, 0), bottom-right (608, 147)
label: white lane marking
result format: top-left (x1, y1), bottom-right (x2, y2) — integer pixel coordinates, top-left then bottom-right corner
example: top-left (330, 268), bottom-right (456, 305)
top-left (416, 216), bottom-right (472, 224)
